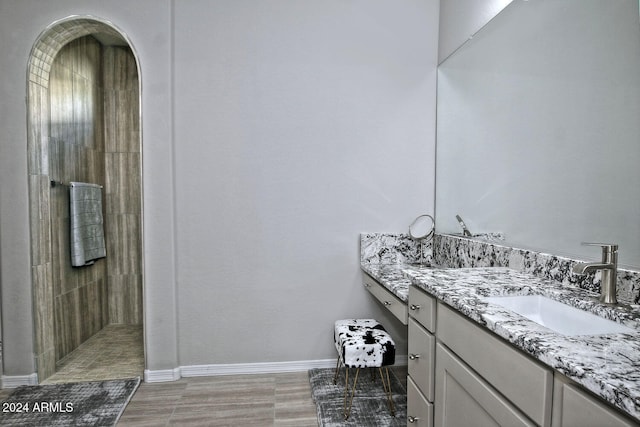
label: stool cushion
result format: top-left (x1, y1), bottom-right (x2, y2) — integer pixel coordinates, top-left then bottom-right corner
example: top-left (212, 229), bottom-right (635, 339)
top-left (334, 319), bottom-right (395, 368)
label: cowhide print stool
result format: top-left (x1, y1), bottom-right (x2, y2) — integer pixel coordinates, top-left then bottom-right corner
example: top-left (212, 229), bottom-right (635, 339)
top-left (333, 318), bottom-right (396, 420)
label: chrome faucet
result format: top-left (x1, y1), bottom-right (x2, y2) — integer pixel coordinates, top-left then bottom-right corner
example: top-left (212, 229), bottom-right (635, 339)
top-left (572, 243), bottom-right (618, 304)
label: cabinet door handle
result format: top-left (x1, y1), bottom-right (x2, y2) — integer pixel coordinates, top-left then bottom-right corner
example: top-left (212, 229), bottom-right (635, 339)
top-left (383, 301), bottom-right (392, 306)
top-left (410, 304), bottom-right (421, 310)
top-left (408, 415), bottom-right (419, 423)
top-left (409, 353), bottom-right (420, 360)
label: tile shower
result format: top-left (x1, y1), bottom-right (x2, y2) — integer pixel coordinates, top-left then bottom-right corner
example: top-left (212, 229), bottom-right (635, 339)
top-left (26, 21), bottom-right (143, 382)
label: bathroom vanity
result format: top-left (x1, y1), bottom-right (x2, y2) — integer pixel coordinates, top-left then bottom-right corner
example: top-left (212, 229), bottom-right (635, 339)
top-left (360, 233), bottom-right (640, 426)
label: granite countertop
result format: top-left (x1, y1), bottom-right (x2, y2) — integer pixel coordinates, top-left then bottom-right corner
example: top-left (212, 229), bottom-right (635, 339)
top-left (361, 263), bottom-right (640, 422)
top-left (360, 263), bottom-right (419, 302)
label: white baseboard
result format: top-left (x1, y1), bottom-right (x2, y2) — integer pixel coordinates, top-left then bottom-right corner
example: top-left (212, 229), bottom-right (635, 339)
top-left (180, 358), bottom-right (336, 378)
top-left (1, 357), bottom-right (409, 386)
top-left (144, 367), bottom-right (180, 383)
top-left (144, 356), bottom-right (408, 383)
top-left (1, 373), bottom-right (38, 388)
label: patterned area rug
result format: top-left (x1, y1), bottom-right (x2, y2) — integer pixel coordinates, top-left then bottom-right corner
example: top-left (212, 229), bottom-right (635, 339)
top-left (309, 368), bottom-right (407, 426)
top-left (0, 377), bottom-right (140, 426)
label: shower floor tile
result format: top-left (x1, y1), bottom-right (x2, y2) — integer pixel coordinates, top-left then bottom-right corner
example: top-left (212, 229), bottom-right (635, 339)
top-left (42, 324), bottom-right (144, 384)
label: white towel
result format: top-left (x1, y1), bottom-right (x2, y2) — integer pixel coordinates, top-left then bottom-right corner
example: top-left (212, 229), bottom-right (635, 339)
top-left (69, 182), bottom-right (106, 267)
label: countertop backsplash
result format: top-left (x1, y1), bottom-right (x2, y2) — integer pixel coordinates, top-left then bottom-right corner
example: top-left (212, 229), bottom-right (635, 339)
top-left (434, 234), bottom-right (640, 306)
top-left (360, 232), bottom-right (433, 266)
top-left (362, 232), bottom-right (640, 306)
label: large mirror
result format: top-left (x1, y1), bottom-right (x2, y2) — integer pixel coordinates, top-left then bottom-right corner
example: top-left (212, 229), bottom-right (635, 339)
top-left (435, 0), bottom-right (640, 269)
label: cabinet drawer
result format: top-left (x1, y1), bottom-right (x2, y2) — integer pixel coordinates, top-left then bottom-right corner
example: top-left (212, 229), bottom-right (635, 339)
top-left (409, 285), bottom-right (436, 332)
top-left (408, 317), bottom-right (435, 401)
top-left (408, 375), bottom-right (434, 426)
top-left (363, 273), bottom-right (408, 325)
top-left (437, 303), bottom-right (553, 427)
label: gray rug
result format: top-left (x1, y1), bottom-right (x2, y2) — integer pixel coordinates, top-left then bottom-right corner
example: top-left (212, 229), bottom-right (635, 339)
top-left (309, 368), bottom-right (406, 426)
top-left (0, 377), bottom-right (140, 426)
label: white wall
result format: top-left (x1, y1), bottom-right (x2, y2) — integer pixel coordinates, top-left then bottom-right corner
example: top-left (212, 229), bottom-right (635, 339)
top-left (172, 0), bottom-right (439, 366)
top-left (0, 0), bottom-right (438, 378)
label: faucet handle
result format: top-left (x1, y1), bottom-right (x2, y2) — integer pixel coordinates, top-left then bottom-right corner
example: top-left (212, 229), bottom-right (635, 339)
top-left (581, 242), bottom-right (618, 252)
top-left (581, 242), bottom-right (618, 264)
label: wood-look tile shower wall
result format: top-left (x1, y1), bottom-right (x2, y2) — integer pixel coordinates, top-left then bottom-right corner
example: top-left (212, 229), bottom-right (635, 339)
top-left (49, 36), bottom-right (141, 364)
top-left (50, 37), bottom-right (108, 362)
top-left (103, 46), bottom-right (142, 326)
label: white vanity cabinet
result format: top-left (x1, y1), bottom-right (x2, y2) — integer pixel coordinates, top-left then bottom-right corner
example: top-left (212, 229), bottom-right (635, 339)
top-left (364, 268), bottom-right (640, 426)
top-left (407, 286), bottom-right (436, 426)
top-left (435, 303), bottom-right (553, 426)
top-left (551, 374), bottom-right (638, 427)
top-left (362, 273), bottom-right (408, 325)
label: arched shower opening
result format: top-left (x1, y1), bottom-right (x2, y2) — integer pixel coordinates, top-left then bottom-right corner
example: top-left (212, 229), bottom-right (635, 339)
top-left (26, 16), bottom-right (144, 383)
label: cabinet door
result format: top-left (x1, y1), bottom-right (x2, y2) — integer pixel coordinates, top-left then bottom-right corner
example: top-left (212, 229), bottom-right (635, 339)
top-left (437, 303), bottom-right (552, 425)
top-left (408, 376), bottom-right (434, 426)
top-left (408, 317), bottom-right (435, 401)
top-left (434, 343), bottom-right (535, 427)
top-left (552, 375), bottom-right (638, 427)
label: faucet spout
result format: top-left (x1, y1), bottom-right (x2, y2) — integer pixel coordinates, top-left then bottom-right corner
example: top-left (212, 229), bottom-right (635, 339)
top-left (572, 262), bottom-right (614, 275)
top-left (572, 243), bottom-right (618, 305)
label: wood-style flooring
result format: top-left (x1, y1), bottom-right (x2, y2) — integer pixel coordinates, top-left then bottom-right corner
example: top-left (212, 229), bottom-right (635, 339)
top-left (0, 326), bottom-right (319, 425)
top-left (0, 324), bottom-right (407, 426)
top-left (119, 371), bottom-right (319, 426)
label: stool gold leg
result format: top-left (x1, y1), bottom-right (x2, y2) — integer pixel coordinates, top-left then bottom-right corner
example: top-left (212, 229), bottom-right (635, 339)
top-left (379, 367), bottom-right (396, 416)
top-left (343, 367), bottom-right (360, 420)
top-left (342, 367), bottom-right (349, 418)
top-left (333, 357), bottom-right (341, 385)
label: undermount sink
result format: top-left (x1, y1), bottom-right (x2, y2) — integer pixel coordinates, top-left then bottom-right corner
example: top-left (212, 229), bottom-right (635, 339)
top-left (482, 295), bottom-right (634, 336)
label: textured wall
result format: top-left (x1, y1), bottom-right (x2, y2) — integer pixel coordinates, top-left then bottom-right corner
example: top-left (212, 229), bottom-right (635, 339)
top-left (172, 0), bottom-right (439, 366)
